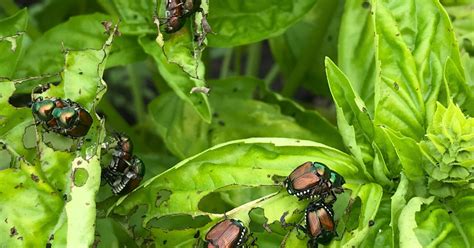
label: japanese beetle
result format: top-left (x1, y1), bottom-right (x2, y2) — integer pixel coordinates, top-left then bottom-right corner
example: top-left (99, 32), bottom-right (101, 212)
top-left (31, 97), bottom-right (67, 129)
top-left (107, 133), bottom-right (134, 173)
top-left (284, 162), bottom-right (345, 203)
top-left (164, 0), bottom-right (186, 33)
top-left (103, 156), bottom-right (145, 195)
top-left (205, 219), bottom-right (248, 248)
top-left (303, 201), bottom-right (336, 246)
top-left (51, 103), bottom-right (93, 137)
top-left (183, 0), bottom-right (202, 17)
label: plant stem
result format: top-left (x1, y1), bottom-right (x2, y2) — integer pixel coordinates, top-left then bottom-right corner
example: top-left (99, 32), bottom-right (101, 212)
top-left (264, 64), bottom-right (280, 87)
top-left (234, 47), bottom-right (242, 75)
top-left (245, 43), bottom-right (262, 77)
top-left (219, 48), bottom-right (232, 78)
top-left (127, 64), bottom-right (146, 125)
top-left (281, 0), bottom-right (338, 97)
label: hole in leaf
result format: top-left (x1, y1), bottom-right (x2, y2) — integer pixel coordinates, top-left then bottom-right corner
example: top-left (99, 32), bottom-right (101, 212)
top-left (73, 168), bottom-right (89, 187)
top-left (147, 214), bottom-right (211, 230)
top-left (198, 185), bottom-right (279, 214)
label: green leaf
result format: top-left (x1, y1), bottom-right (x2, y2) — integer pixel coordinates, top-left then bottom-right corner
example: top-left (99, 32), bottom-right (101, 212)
top-left (444, 57), bottom-right (474, 116)
top-left (0, 160), bottom-right (63, 247)
top-left (374, 1), bottom-right (425, 140)
top-left (331, 183), bottom-right (384, 247)
top-left (139, 35), bottom-right (211, 123)
top-left (207, 0), bottom-right (318, 47)
top-left (382, 127), bottom-right (425, 185)
top-left (113, 138), bottom-right (362, 223)
top-left (0, 9), bottom-right (28, 79)
top-left (149, 77), bottom-right (344, 159)
top-left (269, 0), bottom-right (344, 97)
top-left (380, 0), bottom-right (465, 121)
top-left (325, 58), bottom-right (375, 178)
top-left (419, 101), bottom-right (474, 197)
top-left (15, 13), bottom-right (147, 77)
top-left (0, 26), bottom-right (116, 247)
top-left (338, 0), bottom-right (376, 113)
top-left (390, 173), bottom-right (409, 247)
top-left (398, 196), bottom-right (434, 248)
top-left (111, 0), bottom-right (155, 35)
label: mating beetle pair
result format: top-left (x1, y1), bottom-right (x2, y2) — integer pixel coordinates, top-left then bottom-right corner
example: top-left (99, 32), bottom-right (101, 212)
top-left (284, 161), bottom-right (345, 246)
top-left (163, 0), bottom-right (203, 33)
top-left (31, 97), bottom-right (93, 138)
top-left (101, 133), bottom-right (145, 195)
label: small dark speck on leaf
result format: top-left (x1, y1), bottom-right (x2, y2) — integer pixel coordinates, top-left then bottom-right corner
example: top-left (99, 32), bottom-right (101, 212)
top-left (77, 160), bottom-right (82, 166)
top-left (213, 112), bottom-right (219, 118)
top-left (17, 236), bottom-right (23, 240)
top-left (194, 230), bottom-right (200, 238)
top-left (362, 1), bottom-right (370, 9)
top-left (327, 35), bottom-right (333, 42)
top-left (163, 240), bottom-right (167, 245)
top-left (78, 71), bottom-right (83, 75)
top-left (218, 120), bottom-right (225, 126)
top-left (78, 89), bottom-right (82, 95)
top-left (267, 174), bottom-right (271, 178)
top-left (368, 220), bottom-right (375, 226)
top-left (396, 33), bottom-right (400, 36)
top-left (14, 183), bottom-right (23, 189)
top-left (393, 82), bottom-right (399, 91)
top-left (10, 227), bottom-right (17, 237)
top-left (232, 88), bottom-right (238, 92)
top-left (4, 218), bottom-right (7, 223)
top-left (448, 210), bottom-right (453, 214)
top-left (31, 174), bottom-right (39, 182)
top-left (46, 243), bottom-right (52, 248)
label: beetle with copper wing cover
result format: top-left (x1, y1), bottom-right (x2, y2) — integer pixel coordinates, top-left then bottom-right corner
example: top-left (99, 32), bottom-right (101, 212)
top-left (204, 219), bottom-right (249, 248)
top-left (284, 161), bottom-right (345, 204)
top-left (302, 201), bottom-right (337, 247)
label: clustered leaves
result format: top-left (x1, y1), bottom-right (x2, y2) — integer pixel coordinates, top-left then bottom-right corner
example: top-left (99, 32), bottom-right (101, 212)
top-left (0, 0), bottom-right (473, 247)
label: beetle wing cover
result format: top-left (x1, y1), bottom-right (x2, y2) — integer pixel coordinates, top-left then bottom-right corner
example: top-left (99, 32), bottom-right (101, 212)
top-left (307, 211), bottom-right (322, 238)
top-left (289, 162), bottom-right (313, 180)
top-left (317, 208), bottom-right (335, 232)
top-left (293, 173), bottom-right (320, 190)
top-left (206, 220), bottom-right (241, 248)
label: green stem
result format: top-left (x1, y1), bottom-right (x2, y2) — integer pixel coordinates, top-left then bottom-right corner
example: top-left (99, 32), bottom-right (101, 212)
top-left (264, 64), bottom-right (280, 87)
top-left (281, 0), bottom-right (338, 97)
top-left (127, 64), bottom-right (145, 124)
top-left (245, 43), bottom-right (262, 77)
top-left (219, 48), bottom-right (232, 78)
top-left (234, 47), bottom-right (242, 76)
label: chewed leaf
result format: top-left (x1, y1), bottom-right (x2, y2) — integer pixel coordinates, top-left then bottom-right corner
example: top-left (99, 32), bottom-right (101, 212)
top-left (0, 9), bottom-right (28, 78)
top-left (113, 138), bottom-right (362, 224)
top-left (139, 35), bottom-right (211, 123)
